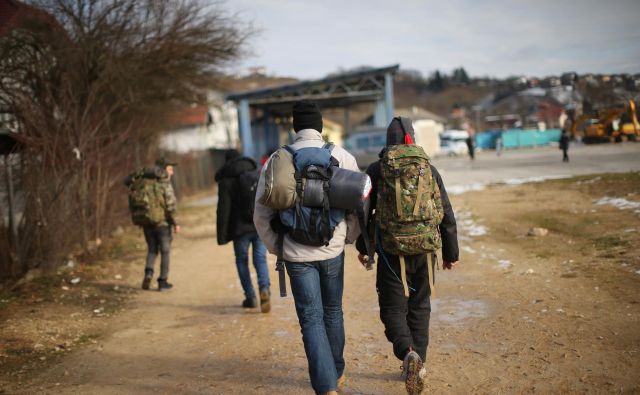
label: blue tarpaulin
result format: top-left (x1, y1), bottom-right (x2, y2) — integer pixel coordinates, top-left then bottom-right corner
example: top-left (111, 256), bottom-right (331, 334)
top-left (475, 129), bottom-right (561, 149)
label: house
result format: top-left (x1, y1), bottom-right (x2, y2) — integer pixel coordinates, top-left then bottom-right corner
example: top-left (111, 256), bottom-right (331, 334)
top-left (160, 95), bottom-right (239, 154)
top-left (395, 106), bottom-right (446, 156)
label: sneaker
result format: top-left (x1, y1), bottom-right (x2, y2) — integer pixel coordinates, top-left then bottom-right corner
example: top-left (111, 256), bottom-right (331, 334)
top-left (157, 279), bottom-right (173, 291)
top-left (259, 288), bottom-right (271, 313)
top-left (141, 270), bottom-right (153, 290)
top-left (242, 297), bottom-right (257, 308)
top-left (403, 350), bottom-right (424, 395)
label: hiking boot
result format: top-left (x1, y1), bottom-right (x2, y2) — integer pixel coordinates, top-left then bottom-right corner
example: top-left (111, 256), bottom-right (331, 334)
top-left (403, 350), bottom-right (424, 395)
top-left (259, 288), bottom-right (271, 313)
top-left (141, 270), bottom-right (153, 290)
top-left (242, 297), bottom-right (257, 308)
top-left (157, 279), bottom-right (173, 292)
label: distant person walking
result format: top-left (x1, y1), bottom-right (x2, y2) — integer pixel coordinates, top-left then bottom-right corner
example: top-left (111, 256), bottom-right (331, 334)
top-left (216, 149), bottom-right (271, 312)
top-left (125, 158), bottom-right (180, 291)
top-left (466, 129), bottom-right (476, 160)
top-left (254, 100), bottom-right (361, 395)
top-left (495, 130), bottom-right (504, 156)
top-left (356, 117), bottom-right (459, 395)
top-left (560, 129), bottom-right (570, 162)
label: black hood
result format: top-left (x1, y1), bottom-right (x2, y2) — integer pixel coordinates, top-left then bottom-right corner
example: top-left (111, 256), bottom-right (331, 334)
top-left (386, 116), bottom-right (415, 146)
top-left (215, 157), bottom-right (257, 182)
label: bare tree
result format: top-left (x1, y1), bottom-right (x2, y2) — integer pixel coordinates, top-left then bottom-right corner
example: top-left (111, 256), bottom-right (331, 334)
top-left (0, 0), bottom-right (252, 281)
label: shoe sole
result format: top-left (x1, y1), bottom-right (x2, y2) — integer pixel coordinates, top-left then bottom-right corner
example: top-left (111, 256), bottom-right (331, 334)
top-left (142, 277), bottom-right (151, 290)
top-left (405, 356), bottom-right (424, 395)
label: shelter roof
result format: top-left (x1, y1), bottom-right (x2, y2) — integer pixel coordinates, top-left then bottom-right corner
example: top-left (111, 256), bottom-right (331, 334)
top-left (226, 64), bottom-right (399, 116)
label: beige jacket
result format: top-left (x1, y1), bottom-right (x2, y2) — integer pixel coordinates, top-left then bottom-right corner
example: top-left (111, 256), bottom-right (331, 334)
top-left (253, 129), bottom-right (361, 262)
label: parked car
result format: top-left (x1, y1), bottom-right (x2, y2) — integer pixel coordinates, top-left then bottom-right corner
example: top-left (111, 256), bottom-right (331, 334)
top-left (439, 130), bottom-right (469, 156)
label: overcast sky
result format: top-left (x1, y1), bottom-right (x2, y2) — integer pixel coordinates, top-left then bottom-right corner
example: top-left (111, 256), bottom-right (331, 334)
top-left (225, 0), bottom-right (640, 80)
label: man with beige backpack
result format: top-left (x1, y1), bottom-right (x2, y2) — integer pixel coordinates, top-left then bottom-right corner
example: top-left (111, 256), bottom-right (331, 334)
top-left (253, 100), bottom-right (367, 395)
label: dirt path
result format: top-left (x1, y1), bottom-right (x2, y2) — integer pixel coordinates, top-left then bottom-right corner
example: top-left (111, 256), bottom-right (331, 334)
top-left (5, 174), bottom-right (640, 394)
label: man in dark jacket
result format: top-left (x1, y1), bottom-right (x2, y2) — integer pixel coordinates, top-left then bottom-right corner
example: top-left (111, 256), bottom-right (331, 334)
top-left (216, 149), bottom-right (271, 312)
top-left (356, 117), bottom-right (459, 395)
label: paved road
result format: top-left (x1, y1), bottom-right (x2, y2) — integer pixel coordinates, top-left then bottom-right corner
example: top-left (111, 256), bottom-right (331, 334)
top-left (431, 142), bottom-right (640, 193)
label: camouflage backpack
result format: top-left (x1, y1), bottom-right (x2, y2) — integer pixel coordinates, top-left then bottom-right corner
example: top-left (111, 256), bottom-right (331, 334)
top-left (376, 144), bottom-right (444, 255)
top-left (126, 168), bottom-right (166, 227)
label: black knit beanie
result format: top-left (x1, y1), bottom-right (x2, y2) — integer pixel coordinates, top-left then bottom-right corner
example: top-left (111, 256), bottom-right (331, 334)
top-left (292, 100), bottom-right (323, 132)
top-left (386, 116), bottom-right (415, 145)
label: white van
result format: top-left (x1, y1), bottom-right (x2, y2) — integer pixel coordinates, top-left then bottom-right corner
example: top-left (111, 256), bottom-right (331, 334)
top-left (439, 130), bottom-right (469, 156)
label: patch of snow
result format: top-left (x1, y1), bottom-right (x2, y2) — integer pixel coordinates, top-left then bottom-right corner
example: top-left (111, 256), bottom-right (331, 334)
top-left (448, 183), bottom-right (485, 195)
top-left (594, 197), bottom-right (640, 210)
top-left (575, 176), bottom-right (601, 185)
top-left (447, 175), bottom-right (572, 196)
top-left (624, 228), bottom-right (637, 233)
top-left (457, 212), bottom-right (489, 238)
top-left (636, 270), bottom-right (640, 275)
top-left (498, 260), bottom-right (512, 269)
top-left (502, 175), bottom-right (570, 186)
top-left (467, 224), bottom-right (488, 237)
top-left (461, 245), bottom-right (476, 254)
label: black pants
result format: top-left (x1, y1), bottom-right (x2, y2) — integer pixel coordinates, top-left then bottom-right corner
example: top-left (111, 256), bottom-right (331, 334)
top-left (376, 252), bottom-right (435, 361)
top-left (562, 149), bottom-right (569, 162)
top-left (143, 226), bottom-right (172, 280)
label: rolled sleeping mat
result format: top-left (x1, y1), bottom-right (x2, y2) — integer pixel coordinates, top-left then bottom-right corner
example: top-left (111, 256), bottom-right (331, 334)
top-left (328, 167), bottom-right (372, 211)
top-left (301, 179), bottom-right (325, 208)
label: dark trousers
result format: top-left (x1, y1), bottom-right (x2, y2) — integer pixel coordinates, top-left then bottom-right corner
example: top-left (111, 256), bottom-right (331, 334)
top-left (377, 252), bottom-right (435, 362)
top-left (143, 226), bottom-right (172, 280)
top-left (562, 149), bottom-right (569, 162)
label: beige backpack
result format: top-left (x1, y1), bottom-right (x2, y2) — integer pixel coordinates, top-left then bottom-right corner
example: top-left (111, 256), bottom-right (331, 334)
top-left (258, 148), bottom-right (297, 209)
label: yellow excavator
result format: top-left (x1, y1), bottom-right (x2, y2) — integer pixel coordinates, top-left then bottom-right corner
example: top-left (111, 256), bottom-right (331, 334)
top-left (617, 99), bottom-right (639, 140)
top-left (569, 99), bottom-right (639, 143)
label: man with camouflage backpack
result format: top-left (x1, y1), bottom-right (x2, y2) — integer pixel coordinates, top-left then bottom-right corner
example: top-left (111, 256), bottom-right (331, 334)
top-left (125, 158), bottom-right (180, 291)
top-left (356, 117), bottom-right (458, 395)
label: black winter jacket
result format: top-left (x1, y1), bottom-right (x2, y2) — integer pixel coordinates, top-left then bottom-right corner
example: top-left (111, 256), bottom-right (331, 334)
top-left (216, 157), bottom-right (258, 245)
top-left (356, 159), bottom-right (459, 262)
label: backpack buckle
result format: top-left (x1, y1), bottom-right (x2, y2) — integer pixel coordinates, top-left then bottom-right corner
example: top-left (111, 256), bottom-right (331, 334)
top-left (394, 169), bottom-right (401, 178)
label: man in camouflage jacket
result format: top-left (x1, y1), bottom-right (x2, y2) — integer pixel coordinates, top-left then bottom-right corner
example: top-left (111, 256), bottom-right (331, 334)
top-left (142, 158), bottom-right (180, 291)
top-left (356, 117), bottom-right (458, 394)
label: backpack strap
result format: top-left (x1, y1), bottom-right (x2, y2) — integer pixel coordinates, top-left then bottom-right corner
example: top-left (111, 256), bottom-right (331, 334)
top-left (276, 233), bottom-right (287, 297)
top-left (395, 173), bottom-right (403, 216)
top-left (413, 167), bottom-right (427, 216)
top-left (427, 253), bottom-right (435, 298)
top-left (323, 142), bottom-right (340, 167)
top-left (399, 255), bottom-right (409, 298)
top-left (321, 179), bottom-right (331, 245)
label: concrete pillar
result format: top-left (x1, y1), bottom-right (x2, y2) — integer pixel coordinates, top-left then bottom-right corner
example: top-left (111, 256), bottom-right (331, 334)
top-left (384, 72), bottom-right (394, 124)
top-left (238, 99), bottom-right (253, 158)
top-left (374, 72), bottom-right (394, 127)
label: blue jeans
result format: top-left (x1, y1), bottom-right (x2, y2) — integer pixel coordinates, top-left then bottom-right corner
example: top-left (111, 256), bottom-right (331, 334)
top-left (285, 253), bottom-right (345, 394)
top-left (233, 232), bottom-right (270, 299)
